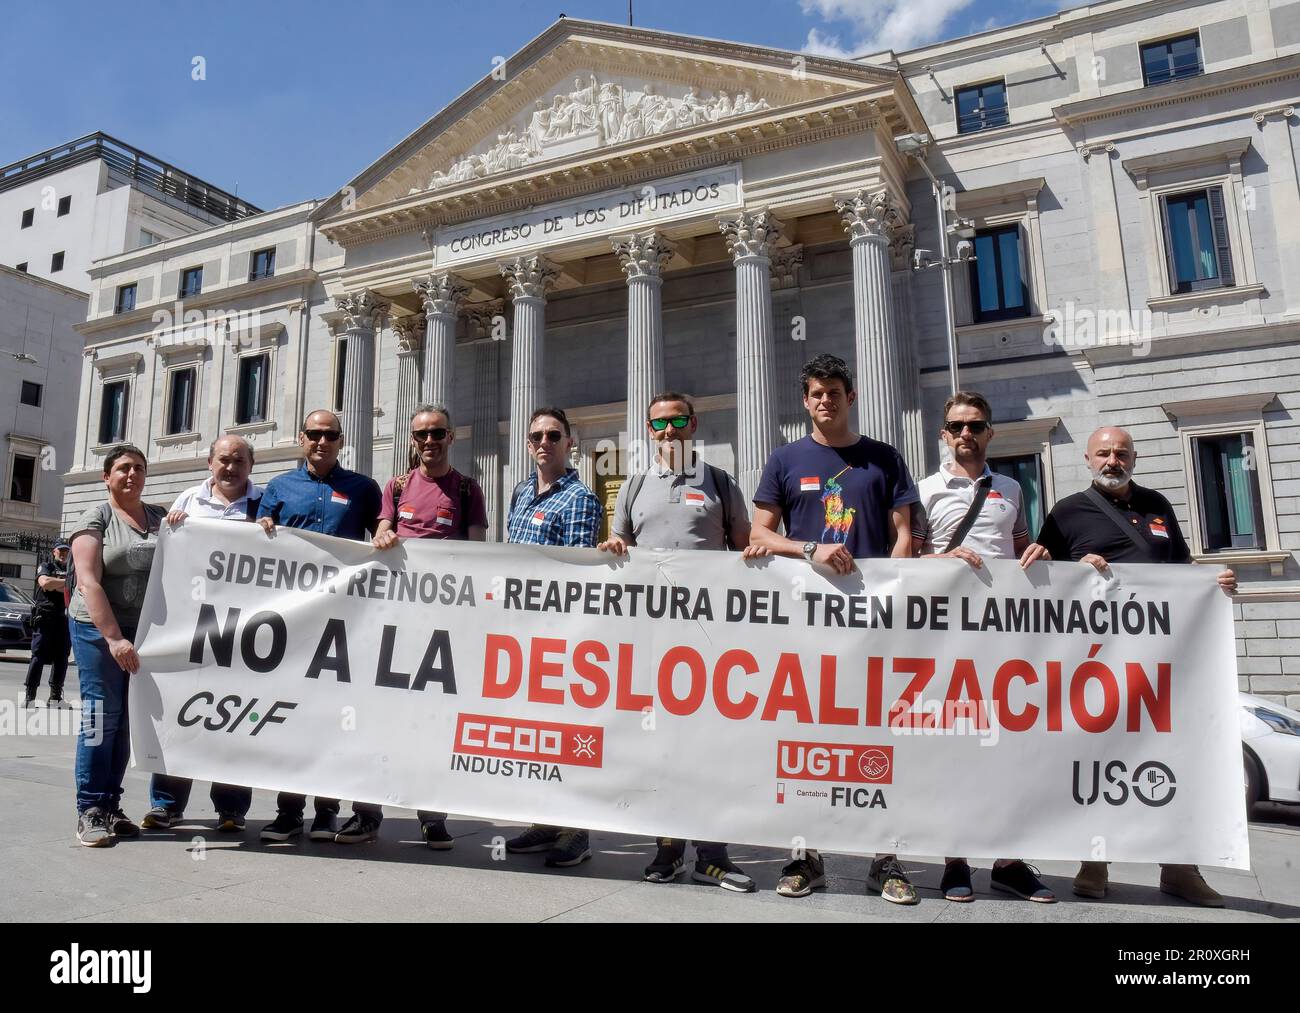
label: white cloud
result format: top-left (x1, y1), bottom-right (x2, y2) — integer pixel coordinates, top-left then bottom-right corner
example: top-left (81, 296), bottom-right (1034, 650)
top-left (799, 0), bottom-right (978, 56)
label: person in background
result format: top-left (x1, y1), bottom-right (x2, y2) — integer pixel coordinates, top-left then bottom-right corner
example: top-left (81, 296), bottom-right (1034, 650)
top-left (24, 541), bottom-right (71, 707)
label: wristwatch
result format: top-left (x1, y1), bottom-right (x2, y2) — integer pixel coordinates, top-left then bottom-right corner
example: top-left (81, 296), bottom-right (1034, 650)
top-left (802, 541), bottom-right (817, 562)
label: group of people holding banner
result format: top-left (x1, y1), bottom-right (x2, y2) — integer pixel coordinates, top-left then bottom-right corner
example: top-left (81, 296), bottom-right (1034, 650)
top-left (58, 351), bottom-right (1237, 907)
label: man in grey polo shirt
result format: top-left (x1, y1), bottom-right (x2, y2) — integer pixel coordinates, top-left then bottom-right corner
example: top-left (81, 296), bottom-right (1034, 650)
top-left (598, 391), bottom-right (767, 893)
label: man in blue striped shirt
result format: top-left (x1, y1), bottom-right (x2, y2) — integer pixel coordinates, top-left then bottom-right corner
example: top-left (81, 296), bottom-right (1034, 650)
top-left (502, 407), bottom-right (601, 867)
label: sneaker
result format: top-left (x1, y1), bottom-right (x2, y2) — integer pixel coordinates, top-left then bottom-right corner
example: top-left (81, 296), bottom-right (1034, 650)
top-left (421, 819), bottom-right (454, 851)
top-left (1072, 861), bottom-right (1108, 899)
top-left (506, 824), bottom-right (561, 854)
top-left (1159, 864), bottom-right (1225, 908)
top-left (309, 811), bottom-right (338, 841)
top-left (260, 812), bottom-right (304, 842)
top-left (216, 812), bottom-right (246, 834)
top-left (775, 852), bottom-right (827, 898)
top-left (140, 807), bottom-right (175, 830)
top-left (335, 814), bottom-right (380, 844)
top-left (544, 830), bottom-right (592, 868)
top-left (991, 860), bottom-right (1056, 903)
top-left (48, 693), bottom-right (66, 708)
top-left (77, 808), bottom-right (113, 847)
top-left (692, 856), bottom-right (757, 893)
top-left (867, 857), bottom-right (919, 905)
top-left (643, 839), bottom-right (687, 882)
top-left (108, 809), bottom-right (140, 837)
top-left (941, 859), bottom-right (974, 902)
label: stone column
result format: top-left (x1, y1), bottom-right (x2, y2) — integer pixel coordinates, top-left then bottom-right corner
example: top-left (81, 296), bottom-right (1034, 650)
top-left (414, 272), bottom-right (470, 413)
top-left (720, 210), bottom-right (783, 503)
top-left (613, 231), bottom-right (675, 474)
top-left (334, 289), bottom-right (389, 476)
top-left (836, 190), bottom-right (905, 451)
top-left (390, 313), bottom-right (424, 479)
top-left (770, 244), bottom-right (806, 446)
top-left (888, 224), bottom-right (927, 478)
top-left (1254, 106), bottom-right (1300, 316)
top-left (499, 255), bottom-right (559, 496)
top-left (467, 302), bottom-right (505, 539)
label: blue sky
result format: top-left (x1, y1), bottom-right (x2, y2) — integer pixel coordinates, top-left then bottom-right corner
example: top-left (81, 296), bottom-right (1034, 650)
top-left (1, 0), bottom-right (1066, 210)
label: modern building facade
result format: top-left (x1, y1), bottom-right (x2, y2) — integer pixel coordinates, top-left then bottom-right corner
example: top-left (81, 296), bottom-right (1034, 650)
top-left (63, 0), bottom-right (1300, 708)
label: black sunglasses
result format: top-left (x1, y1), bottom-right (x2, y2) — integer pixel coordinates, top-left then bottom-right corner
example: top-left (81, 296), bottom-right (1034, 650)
top-left (648, 415), bottom-right (691, 432)
top-left (302, 429), bottom-right (342, 442)
top-left (944, 420), bottom-right (990, 436)
top-left (412, 428), bottom-right (450, 442)
top-left (528, 429), bottom-right (564, 445)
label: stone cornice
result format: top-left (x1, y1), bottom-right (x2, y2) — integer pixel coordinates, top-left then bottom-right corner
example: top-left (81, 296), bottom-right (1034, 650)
top-left (319, 90), bottom-right (899, 249)
top-left (954, 177), bottom-right (1046, 212)
top-left (1122, 136), bottom-right (1252, 188)
top-left (1053, 53), bottom-right (1300, 130)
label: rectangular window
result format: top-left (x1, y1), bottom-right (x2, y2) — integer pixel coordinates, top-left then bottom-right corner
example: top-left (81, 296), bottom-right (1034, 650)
top-left (969, 224), bottom-right (1029, 322)
top-left (1141, 33), bottom-right (1203, 86)
top-left (1161, 187), bottom-right (1234, 293)
top-left (249, 247), bottom-right (276, 281)
top-left (98, 380), bottom-right (129, 444)
top-left (166, 367), bottom-right (197, 435)
top-left (139, 229), bottom-right (160, 248)
top-left (115, 283), bottom-right (137, 314)
top-left (0, 563), bottom-right (20, 579)
top-left (20, 381), bottom-right (42, 407)
top-left (9, 454), bottom-right (36, 503)
top-left (333, 338), bottom-right (348, 412)
top-left (1193, 432), bottom-right (1265, 551)
top-left (956, 80), bottom-right (1009, 134)
top-left (236, 353), bottom-right (269, 425)
top-left (989, 454), bottom-right (1044, 539)
top-left (57, 195), bottom-right (71, 217)
top-left (20, 208), bottom-right (33, 229)
top-left (50, 251), bottom-right (65, 273)
top-left (179, 266), bottom-right (203, 298)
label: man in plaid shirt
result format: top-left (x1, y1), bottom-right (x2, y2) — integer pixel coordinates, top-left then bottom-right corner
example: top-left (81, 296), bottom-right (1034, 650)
top-left (503, 406), bottom-right (601, 867)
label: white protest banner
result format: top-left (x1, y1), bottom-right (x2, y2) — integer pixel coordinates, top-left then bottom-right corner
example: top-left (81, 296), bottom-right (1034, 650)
top-left (130, 518), bottom-right (1248, 867)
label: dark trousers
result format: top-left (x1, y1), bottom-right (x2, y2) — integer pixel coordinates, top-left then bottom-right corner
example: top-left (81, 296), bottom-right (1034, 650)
top-left (659, 837), bottom-right (729, 862)
top-left (149, 774), bottom-right (252, 816)
top-left (25, 617), bottom-right (69, 698)
top-left (351, 802), bottom-right (445, 824)
top-left (276, 793), bottom-right (339, 819)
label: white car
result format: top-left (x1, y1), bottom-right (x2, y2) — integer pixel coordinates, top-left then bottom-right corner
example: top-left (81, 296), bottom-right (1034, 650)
top-left (1240, 692), bottom-right (1300, 808)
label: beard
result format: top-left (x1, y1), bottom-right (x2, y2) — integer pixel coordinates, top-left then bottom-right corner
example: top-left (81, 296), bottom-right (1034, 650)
top-left (1092, 467), bottom-right (1132, 492)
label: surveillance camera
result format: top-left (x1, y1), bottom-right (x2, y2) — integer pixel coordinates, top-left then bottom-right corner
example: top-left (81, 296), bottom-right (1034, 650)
top-left (954, 239), bottom-right (975, 261)
top-left (912, 248), bottom-right (935, 269)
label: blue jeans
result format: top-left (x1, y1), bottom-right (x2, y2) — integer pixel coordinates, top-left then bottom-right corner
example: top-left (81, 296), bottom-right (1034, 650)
top-left (70, 619), bottom-right (133, 814)
top-left (149, 774), bottom-right (252, 816)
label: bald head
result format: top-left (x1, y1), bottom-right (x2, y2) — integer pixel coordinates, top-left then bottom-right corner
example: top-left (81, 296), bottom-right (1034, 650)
top-left (208, 434), bottom-right (254, 501)
top-left (1086, 426), bottom-right (1137, 494)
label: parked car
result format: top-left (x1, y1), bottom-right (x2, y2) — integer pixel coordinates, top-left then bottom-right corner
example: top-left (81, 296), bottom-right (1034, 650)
top-left (0, 579), bottom-right (34, 654)
top-left (1241, 692), bottom-right (1300, 809)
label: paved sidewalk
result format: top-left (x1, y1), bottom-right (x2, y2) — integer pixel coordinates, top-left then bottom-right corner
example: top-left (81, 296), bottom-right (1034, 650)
top-left (2, 656), bottom-right (1297, 923)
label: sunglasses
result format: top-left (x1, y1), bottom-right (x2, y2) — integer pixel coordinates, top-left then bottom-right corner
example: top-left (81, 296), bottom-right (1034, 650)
top-left (411, 428), bottom-right (450, 442)
top-left (528, 429), bottom-right (564, 445)
top-left (302, 429), bottom-right (342, 442)
top-left (944, 420), bottom-right (990, 436)
top-left (648, 415), bottom-right (691, 432)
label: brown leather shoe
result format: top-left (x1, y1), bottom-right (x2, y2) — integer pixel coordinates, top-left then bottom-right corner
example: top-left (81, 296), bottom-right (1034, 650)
top-left (1072, 861), bottom-right (1108, 898)
top-left (1159, 864), bottom-right (1225, 907)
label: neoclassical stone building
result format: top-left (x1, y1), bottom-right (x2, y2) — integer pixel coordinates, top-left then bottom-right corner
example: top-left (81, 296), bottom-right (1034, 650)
top-left (66, 0), bottom-right (1300, 706)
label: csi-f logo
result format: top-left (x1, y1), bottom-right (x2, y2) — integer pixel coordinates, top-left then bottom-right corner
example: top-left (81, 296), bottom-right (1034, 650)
top-left (178, 692), bottom-right (297, 736)
top-left (1072, 759), bottom-right (1176, 807)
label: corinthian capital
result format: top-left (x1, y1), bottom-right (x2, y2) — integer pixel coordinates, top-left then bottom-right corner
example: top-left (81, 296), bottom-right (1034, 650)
top-left (612, 231), bottom-right (676, 281)
top-left (889, 224), bottom-right (916, 272)
top-left (414, 272), bottom-right (470, 318)
top-left (719, 210), bottom-right (784, 262)
top-left (334, 289), bottom-right (389, 331)
top-left (392, 313), bottom-right (425, 354)
top-left (499, 255), bottom-right (560, 302)
top-left (464, 299), bottom-right (506, 339)
top-left (769, 244), bottom-right (804, 290)
top-left (835, 189), bottom-right (903, 244)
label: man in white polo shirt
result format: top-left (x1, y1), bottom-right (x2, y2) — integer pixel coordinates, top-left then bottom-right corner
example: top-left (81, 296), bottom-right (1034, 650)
top-left (912, 391), bottom-right (1056, 905)
top-left (142, 434), bottom-right (261, 833)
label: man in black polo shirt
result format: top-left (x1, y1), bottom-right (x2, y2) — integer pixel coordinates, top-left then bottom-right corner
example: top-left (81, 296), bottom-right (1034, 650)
top-left (1021, 426), bottom-right (1236, 907)
top-left (24, 542), bottom-right (71, 707)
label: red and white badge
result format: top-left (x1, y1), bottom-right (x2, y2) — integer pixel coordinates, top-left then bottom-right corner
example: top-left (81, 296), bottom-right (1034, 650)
top-left (800, 477), bottom-right (821, 493)
top-left (330, 491), bottom-right (350, 506)
top-left (531, 510), bottom-right (546, 526)
top-left (684, 490), bottom-right (706, 507)
top-left (435, 508), bottom-right (454, 528)
top-left (1149, 517), bottom-right (1169, 538)
top-left (987, 490), bottom-right (1004, 500)
top-left (398, 508), bottom-right (415, 521)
